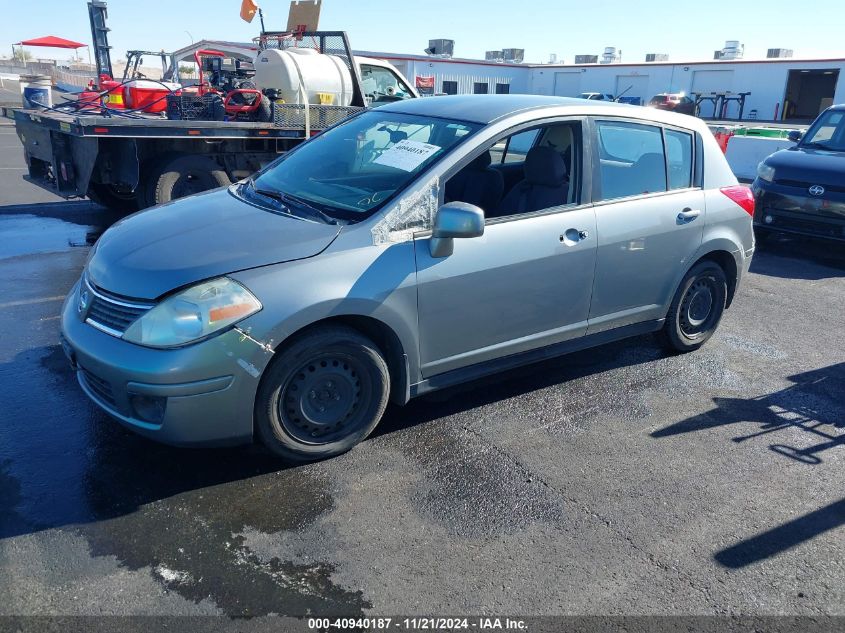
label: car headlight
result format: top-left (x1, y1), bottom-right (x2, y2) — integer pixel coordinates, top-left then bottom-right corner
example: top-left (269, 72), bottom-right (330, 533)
top-left (757, 162), bottom-right (776, 182)
top-left (122, 277), bottom-right (261, 348)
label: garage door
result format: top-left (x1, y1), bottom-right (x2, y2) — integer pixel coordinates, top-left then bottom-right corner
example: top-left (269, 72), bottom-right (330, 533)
top-left (692, 70), bottom-right (734, 94)
top-left (615, 75), bottom-right (649, 104)
top-left (553, 72), bottom-right (582, 97)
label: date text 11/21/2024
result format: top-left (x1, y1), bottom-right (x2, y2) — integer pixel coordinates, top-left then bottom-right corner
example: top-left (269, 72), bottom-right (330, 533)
top-left (307, 617), bottom-right (528, 630)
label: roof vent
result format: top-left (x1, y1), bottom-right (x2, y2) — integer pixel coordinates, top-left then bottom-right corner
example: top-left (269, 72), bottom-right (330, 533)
top-left (767, 48), bottom-right (793, 58)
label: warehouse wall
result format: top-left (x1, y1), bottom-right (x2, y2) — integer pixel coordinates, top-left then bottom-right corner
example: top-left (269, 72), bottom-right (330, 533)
top-left (528, 59), bottom-right (845, 120)
top-left (359, 50), bottom-right (845, 121)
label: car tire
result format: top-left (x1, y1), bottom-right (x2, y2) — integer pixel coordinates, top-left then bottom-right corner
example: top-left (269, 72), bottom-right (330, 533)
top-left (659, 260), bottom-right (727, 353)
top-left (255, 326), bottom-right (390, 463)
top-left (151, 154), bottom-right (232, 205)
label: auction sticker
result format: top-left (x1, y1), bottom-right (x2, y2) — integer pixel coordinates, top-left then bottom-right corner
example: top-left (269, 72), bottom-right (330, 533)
top-left (373, 139), bottom-right (441, 172)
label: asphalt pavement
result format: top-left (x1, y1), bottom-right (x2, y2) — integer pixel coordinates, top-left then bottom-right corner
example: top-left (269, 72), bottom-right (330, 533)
top-left (1, 118), bottom-right (844, 621)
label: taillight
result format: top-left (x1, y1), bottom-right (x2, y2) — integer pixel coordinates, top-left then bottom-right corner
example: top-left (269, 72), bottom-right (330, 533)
top-left (720, 185), bottom-right (755, 217)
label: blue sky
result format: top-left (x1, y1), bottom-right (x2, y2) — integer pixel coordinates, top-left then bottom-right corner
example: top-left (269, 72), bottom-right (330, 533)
top-left (3, 0), bottom-right (845, 65)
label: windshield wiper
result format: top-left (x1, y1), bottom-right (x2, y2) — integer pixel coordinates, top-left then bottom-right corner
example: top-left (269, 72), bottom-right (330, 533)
top-left (245, 179), bottom-right (338, 225)
top-left (275, 190), bottom-right (340, 225)
top-left (803, 141), bottom-right (839, 151)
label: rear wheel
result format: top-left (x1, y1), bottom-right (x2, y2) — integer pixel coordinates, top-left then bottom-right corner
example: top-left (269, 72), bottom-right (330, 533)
top-left (659, 261), bottom-right (727, 353)
top-left (255, 326), bottom-right (390, 463)
top-left (151, 154), bottom-right (232, 206)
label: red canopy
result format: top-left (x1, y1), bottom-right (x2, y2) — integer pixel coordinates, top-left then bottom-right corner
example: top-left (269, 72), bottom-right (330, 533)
top-left (16, 36), bottom-right (87, 49)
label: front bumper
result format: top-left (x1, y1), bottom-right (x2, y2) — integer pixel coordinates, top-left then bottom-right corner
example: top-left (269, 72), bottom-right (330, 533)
top-left (60, 285), bottom-right (272, 447)
top-left (752, 178), bottom-right (845, 242)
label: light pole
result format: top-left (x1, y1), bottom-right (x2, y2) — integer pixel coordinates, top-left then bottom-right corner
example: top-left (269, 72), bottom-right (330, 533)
top-left (185, 31), bottom-right (194, 44)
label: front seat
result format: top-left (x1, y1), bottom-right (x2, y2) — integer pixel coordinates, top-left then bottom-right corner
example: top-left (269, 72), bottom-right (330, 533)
top-left (495, 146), bottom-right (569, 216)
top-left (444, 150), bottom-right (505, 213)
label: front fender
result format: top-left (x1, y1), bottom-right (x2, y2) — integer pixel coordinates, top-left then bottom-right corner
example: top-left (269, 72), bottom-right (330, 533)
top-left (230, 239), bottom-right (421, 385)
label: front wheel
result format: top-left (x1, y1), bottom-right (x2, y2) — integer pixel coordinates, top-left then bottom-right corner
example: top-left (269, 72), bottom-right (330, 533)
top-left (255, 326), bottom-right (390, 463)
top-left (659, 261), bottom-right (727, 353)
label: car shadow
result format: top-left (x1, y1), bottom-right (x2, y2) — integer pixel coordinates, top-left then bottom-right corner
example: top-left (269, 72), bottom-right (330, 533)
top-left (1, 333), bottom-right (665, 542)
top-left (375, 333), bottom-right (665, 437)
top-left (651, 362), bottom-right (845, 465)
top-left (751, 234), bottom-right (845, 280)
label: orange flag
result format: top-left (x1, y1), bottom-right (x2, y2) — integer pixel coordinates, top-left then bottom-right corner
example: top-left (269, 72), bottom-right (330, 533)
top-left (240, 0), bottom-right (259, 23)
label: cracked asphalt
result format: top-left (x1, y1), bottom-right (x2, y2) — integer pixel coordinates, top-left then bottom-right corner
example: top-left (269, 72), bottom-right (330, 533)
top-left (1, 117), bottom-right (844, 618)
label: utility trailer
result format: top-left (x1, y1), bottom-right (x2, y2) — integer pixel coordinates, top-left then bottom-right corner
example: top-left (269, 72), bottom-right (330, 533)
top-left (11, 101), bottom-right (360, 210)
top-left (8, 29), bottom-right (417, 211)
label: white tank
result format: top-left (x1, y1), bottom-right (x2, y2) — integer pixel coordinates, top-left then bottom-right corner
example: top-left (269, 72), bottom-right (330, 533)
top-left (253, 48), bottom-right (353, 106)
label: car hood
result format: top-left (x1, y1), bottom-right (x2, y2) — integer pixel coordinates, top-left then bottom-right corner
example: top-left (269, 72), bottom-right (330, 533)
top-left (87, 187), bottom-right (342, 300)
top-left (766, 147), bottom-right (845, 187)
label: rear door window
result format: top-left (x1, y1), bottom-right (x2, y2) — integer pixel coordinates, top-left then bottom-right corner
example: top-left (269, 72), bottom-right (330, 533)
top-left (596, 120), bottom-right (667, 200)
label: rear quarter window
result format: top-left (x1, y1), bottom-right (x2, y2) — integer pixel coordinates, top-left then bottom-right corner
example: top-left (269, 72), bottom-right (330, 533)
top-left (665, 129), bottom-right (694, 189)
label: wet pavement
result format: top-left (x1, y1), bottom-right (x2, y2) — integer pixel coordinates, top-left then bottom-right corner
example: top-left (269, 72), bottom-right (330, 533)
top-left (1, 118), bottom-right (845, 618)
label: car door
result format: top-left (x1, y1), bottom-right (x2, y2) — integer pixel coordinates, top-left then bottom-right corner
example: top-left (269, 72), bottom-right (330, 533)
top-left (414, 119), bottom-right (597, 377)
top-left (587, 118), bottom-right (704, 333)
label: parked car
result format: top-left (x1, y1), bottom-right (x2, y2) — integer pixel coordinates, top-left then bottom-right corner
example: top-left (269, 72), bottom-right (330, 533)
top-left (580, 92), bottom-right (615, 101)
top-left (648, 93), bottom-right (696, 115)
top-left (61, 95), bottom-right (754, 462)
top-left (752, 105), bottom-right (845, 242)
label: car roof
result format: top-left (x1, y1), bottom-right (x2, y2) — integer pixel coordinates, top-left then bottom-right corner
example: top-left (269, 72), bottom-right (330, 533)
top-left (376, 94), bottom-right (703, 129)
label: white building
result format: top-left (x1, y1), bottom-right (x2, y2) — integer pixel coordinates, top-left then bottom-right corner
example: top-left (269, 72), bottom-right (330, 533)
top-left (357, 51), bottom-right (530, 97)
top-left (362, 50), bottom-right (845, 122)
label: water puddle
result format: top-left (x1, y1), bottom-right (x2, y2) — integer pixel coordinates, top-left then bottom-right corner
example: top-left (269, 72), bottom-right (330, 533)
top-left (0, 214), bottom-right (96, 259)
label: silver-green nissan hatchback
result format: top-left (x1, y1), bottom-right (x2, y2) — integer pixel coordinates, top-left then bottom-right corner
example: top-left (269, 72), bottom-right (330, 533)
top-left (61, 95), bottom-right (755, 462)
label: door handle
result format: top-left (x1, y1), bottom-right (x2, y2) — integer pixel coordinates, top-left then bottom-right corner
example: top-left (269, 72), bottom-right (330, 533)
top-left (560, 228), bottom-right (589, 244)
top-left (677, 208), bottom-right (701, 223)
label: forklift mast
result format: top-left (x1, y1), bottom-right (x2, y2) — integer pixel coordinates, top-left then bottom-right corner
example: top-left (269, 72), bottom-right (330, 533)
top-left (88, 0), bottom-right (113, 79)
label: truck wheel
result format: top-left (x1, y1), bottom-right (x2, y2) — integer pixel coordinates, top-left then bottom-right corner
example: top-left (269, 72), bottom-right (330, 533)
top-left (87, 183), bottom-right (140, 213)
top-left (255, 326), bottom-right (391, 463)
top-left (659, 261), bottom-right (727, 353)
top-left (151, 155), bottom-right (232, 205)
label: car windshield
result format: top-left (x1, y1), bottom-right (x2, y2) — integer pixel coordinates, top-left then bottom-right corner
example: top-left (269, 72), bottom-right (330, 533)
top-left (248, 111), bottom-right (480, 222)
top-left (802, 110), bottom-right (845, 151)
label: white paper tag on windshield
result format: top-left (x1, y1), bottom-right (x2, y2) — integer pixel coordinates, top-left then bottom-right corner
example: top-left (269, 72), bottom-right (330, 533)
top-left (373, 140), bottom-right (441, 172)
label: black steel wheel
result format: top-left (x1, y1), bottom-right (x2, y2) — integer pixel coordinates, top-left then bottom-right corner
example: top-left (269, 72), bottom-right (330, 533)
top-left (256, 326), bottom-right (390, 462)
top-left (660, 260), bottom-right (727, 353)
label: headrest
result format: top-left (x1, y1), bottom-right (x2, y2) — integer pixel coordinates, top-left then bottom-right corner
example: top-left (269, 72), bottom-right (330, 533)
top-left (468, 150), bottom-right (493, 169)
top-left (524, 146), bottom-right (567, 186)
top-left (634, 153), bottom-right (665, 171)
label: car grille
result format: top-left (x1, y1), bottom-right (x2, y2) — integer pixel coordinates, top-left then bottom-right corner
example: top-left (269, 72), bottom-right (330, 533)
top-left (79, 366), bottom-right (116, 407)
top-left (774, 179), bottom-right (845, 194)
top-left (84, 279), bottom-right (153, 336)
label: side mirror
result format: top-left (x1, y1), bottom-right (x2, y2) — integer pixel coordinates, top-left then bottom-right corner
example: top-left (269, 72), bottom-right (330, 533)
top-left (787, 130), bottom-right (803, 143)
top-left (429, 202), bottom-right (484, 258)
